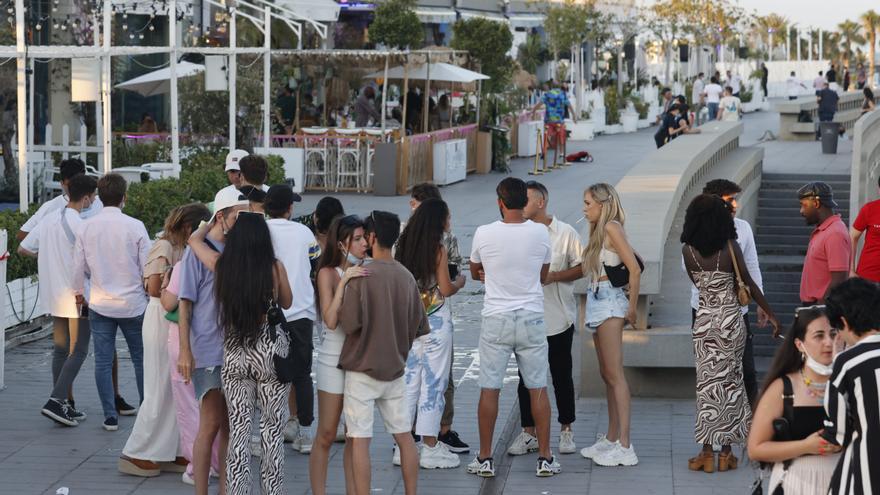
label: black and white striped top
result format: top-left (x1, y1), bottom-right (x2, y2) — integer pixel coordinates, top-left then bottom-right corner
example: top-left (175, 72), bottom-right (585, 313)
top-left (823, 334), bottom-right (880, 495)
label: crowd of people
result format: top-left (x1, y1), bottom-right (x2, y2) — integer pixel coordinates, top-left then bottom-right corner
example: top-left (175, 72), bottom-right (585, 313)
top-left (14, 144), bottom-right (880, 494)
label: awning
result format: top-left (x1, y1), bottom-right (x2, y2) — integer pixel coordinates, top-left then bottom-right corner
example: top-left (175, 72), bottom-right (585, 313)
top-left (415, 7), bottom-right (457, 23)
top-left (507, 14), bottom-right (545, 28)
top-left (115, 61), bottom-right (205, 97)
top-left (276, 0), bottom-right (340, 22)
top-left (457, 10), bottom-right (507, 22)
top-left (365, 62), bottom-right (489, 83)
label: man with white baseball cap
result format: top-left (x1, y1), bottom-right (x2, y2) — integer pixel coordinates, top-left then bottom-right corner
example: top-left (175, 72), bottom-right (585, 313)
top-left (224, 149), bottom-right (248, 190)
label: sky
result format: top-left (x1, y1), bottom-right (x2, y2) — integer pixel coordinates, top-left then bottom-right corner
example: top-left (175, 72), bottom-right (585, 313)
top-left (724, 0), bottom-right (873, 31)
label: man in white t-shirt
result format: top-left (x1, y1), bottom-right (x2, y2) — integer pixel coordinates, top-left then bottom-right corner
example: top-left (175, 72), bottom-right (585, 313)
top-left (506, 181), bottom-right (582, 459)
top-left (19, 174), bottom-right (98, 426)
top-left (691, 73), bottom-right (705, 126)
top-left (468, 177), bottom-right (557, 478)
top-left (717, 86), bottom-right (742, 122)
top-left (726, 70), bottom-right (742, 98)
top-left (263, 185), bottom-right (322, 454)
top-left (17, 158), bottom-right (103, 241)
top-left (702, 76), bottom-right (724, 121)
top-left (787, 71), bottom-right (807, 100)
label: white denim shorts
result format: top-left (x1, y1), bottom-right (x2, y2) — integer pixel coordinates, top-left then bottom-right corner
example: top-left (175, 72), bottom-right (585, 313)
top-left (585, 281), bottom-right (629, 332)
top-left (478, 309), bottom-right (548, 390)
top-left (343, 371), bottom-right (410, 438)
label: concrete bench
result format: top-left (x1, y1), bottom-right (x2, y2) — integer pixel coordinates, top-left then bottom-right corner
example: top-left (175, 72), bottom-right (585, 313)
top-left (775, 92), bottom-right (873, 141)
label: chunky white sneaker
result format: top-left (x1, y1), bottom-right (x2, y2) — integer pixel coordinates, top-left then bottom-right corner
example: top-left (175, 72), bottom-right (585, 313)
top-left (466, 456), bottom-right (495, 477)
top-left (283, 418), bottom-right (300, 443)
top-left (250, 435), bottom-right (262, 457)
top-left (419, 442), bottom-right (461, 469)
top-left (181, 472), bottom-right (195, 486)
top-left (507, 430), bottom-right (539, 456)
top-left (593, 443), bottom-right (639, 467)
top-left (536, 456), bottom-right (562, 477)
top-left (292, 428), bottom-right (313, 454)
top-left (559, 430), bottom-right (577, 454)
top-left (392, 444), bottom-right (401, 466)
top-left (580, 434), bottom-right (617, 459)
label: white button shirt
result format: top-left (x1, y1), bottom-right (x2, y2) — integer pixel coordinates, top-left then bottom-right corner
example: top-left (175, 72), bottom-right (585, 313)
top-left (72, 206), bottom-right (151, 318)
top-left (20, 194), bottom-right (104, 233)
top-left (685, 217), bottom-right (763, 315)
top-left (543, 216), bottom-right (583, 336)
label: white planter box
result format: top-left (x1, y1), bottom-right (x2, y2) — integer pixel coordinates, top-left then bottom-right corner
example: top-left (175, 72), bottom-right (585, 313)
top-left (604, 124), bottom-right (623, 135)
top-left (432, 139), bottom-right (467, 186)
top-left (517, 121), bottom-right (543, 157)
top-left (4, 276), bottom-right (46, 331)
top-left (621, 113), bottom-right (638, 133)
top-left (591, 107), bottom-right (606, 134)
top-left (567, 119), bottom-right (594, 141)
top-left (637, 119), bottom-right (651, 129)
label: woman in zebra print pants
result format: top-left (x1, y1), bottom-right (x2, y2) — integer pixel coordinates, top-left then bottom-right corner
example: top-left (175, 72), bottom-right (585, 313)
top-left (190, 212), bottom-right (293, 493)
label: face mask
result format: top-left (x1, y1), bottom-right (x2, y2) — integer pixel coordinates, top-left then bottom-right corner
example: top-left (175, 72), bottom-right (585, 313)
top-left (800, 345), bottom-right (833, 376)
top-left (346, 252), bottom-right (362, 266)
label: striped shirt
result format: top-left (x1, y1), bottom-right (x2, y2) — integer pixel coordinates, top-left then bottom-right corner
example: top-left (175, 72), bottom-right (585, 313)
top-left (823, 333), bottom-right (880, 495)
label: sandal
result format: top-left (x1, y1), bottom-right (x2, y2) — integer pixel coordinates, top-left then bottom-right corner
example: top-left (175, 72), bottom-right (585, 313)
top-left (687, 450), bottom-right (715, 473)
top-left (717, 451), bottom-right (738, 472)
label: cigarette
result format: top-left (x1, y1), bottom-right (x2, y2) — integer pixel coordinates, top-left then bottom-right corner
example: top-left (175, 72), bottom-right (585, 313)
top-left (576, 216), bottom-right (586, 224)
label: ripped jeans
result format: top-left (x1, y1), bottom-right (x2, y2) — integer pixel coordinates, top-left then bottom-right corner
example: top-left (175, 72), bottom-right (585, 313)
top-left (405, 303), bottom-right (453, 437)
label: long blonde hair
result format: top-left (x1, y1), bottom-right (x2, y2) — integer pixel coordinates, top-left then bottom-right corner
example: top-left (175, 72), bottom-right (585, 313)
top-left (582, 183), bottom-right (626, 281)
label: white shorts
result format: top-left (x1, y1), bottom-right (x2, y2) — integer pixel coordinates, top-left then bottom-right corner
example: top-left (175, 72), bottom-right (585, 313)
top-left (343, 371), bottom-right (410, 438)
top-left (316, 329), bottom-right (345, 394)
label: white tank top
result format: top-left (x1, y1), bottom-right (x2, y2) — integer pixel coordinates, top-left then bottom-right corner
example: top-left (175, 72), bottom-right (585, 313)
top-left (318, 267), bottom-right (346, 357)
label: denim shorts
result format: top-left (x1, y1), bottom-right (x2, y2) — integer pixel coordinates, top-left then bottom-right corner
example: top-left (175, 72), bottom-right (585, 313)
top-left (478, 309), bottom-right (548, 390)
top-left (193, 366), bottom-right (223, 402)
top-left (585, 281), bottom-right (629, 332)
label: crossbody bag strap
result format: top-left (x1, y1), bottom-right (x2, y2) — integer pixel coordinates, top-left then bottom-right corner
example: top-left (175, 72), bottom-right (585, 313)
top-left (728, 240), bottom-right (745, 284)
top-left (781, 375), bottom-right (795, 471)
top-left (59, 208), bottom-right (77, 245)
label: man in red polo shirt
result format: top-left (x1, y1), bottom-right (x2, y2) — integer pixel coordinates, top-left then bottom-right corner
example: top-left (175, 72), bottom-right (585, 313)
top-left (851, 176), bottom-right (880, 282)
top-left (798, 182), bottom-right (851, 304)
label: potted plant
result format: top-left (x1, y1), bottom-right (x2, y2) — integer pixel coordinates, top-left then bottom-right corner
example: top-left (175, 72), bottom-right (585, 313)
top-left (568, 109), bottom-right (595, 140)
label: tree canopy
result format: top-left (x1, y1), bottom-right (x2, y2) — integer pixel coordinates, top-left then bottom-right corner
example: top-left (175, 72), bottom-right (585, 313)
top-left (368, 0), bottom-right (424, 50)
top-left (451, 18), bottom-right (514, 94)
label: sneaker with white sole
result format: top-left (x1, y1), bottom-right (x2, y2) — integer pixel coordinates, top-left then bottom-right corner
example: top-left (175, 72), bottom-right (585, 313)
top-left (292, 428), bottom-right (313, 454)
top-left (593, 443), bottom-right (638, 467)
top-left (250, 435), bottom-right (262, 457)
top-left (466, 456), bottom-right (495, 477)
top-left (419, 442), bottom-right (461, 469)
top-left (41, 398), bottom-right (79, 427)
top-left (507, 430), bottom-right (539, 456)
top-left (536, 456), bottom-right (562, 477)
top-left (283, 418), bottom-right (300, 443)
top-left (580, 433), bottom-right (617, 459)
top-left (392, 444), bottom-right (401, 466)
top-left (559, 430), bottom-right (577, 454)
top-left (181, 472), bottom-right (195, 486)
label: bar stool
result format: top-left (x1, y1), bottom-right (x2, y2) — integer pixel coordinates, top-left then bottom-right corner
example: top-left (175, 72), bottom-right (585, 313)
top-left (363, 128), bottom-right (394, 190)
top-left (334, 128), bottom-right (363, 192)
top-left (302, 128), bottom-right (330, 189)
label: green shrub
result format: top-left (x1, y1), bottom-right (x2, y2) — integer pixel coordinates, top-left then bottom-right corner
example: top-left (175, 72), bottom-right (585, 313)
top-left (0, 204), bottom-right (40, 280)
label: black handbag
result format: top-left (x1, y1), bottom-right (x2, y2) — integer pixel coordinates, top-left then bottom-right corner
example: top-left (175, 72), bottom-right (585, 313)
top-left (267, 301), bottom-right (296, 384)
top-left (603, 253), bottom-right (644, 288)
top-left (770, 376), bottom-right (796, 494)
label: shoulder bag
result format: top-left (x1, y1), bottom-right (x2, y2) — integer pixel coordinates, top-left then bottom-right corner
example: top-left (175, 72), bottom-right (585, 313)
top-left (728, 241), bottom-right (752, 306)
top-left (603, 253), bottom-right (645, 288)
top-left (751, 375), bottom-right (796, 495)
top-left (268, 297), bottom-right (296, 384)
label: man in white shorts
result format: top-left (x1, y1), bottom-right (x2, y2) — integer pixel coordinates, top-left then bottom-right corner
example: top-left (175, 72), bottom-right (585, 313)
top-left (338, 211), bottom-right (428, 495)
top-left (468, 177), bottom-right (559, 478)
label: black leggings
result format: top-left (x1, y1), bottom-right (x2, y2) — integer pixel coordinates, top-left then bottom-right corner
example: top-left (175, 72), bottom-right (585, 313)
top-left (516, 325), bottom-right (576, 427)
top-left (283, 318), bottom-right (315, 427)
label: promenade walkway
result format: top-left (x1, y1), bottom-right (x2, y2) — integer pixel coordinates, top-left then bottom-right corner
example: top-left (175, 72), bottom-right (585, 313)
top-left (0, 108), bottom-right (849, 494)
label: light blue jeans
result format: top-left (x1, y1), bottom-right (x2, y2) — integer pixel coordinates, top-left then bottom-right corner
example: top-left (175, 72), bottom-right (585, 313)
top-left (90, 310), bottom-right (145, 419)
top-left (405, 304), bottom-right (453, 437)
top-left (478, 309), bottom-right (548, 390)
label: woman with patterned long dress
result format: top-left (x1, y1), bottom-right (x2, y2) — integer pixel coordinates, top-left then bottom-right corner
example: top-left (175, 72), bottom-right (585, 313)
top-left (680, 194), bottom-right (779, 473)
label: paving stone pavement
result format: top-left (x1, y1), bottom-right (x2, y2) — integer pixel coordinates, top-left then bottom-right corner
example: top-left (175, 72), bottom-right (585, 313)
top-left (0, 114), bottom-right (789, 494)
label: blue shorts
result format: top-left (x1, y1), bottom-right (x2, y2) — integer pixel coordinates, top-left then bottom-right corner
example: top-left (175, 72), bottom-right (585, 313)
top-left (585, 281), bottom-right (629, 331)
top-left (193, 366), bottom-right (223, 402)
top-left (478, 309), bottom-right (548, 390)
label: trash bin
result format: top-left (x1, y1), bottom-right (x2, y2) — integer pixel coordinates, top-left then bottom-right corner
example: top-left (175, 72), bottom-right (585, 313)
top-left (819, 122), bottom-right (840, 154)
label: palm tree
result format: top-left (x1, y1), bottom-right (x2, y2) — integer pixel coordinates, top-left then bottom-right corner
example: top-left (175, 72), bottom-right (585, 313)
top-left (837, 20), bottom-right (865, 74)
top-left (862, 10), bottom-right (880, 87)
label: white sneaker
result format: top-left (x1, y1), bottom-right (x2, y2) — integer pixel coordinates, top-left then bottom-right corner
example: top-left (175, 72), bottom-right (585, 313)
top-left (292, 427), bottom-right (313, 454)
top-left (466, 456), bottom-right (495, 477)
top-left (507, 430), bottom-right (539, 456)
top-left (335, 420), bottom-right (346, 442)
top-left (593, 443), bottom-right (638, 467)
top-left (181, 472), bottom-right (194, 486)
top-left (580, 433), bottom-right (617, 459)
top-left (250, 435), bottom-right (262, 457)
top-left (536, 455), bottom-right (562, 477)
top-left (392, 444), bottom-right (401, 466)
top-left (559, 430), bottom-right (577, 454)
top-left (283, 418), bottom-right (300, 443)
top-left (419, 442), bottom-right (461, 469)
